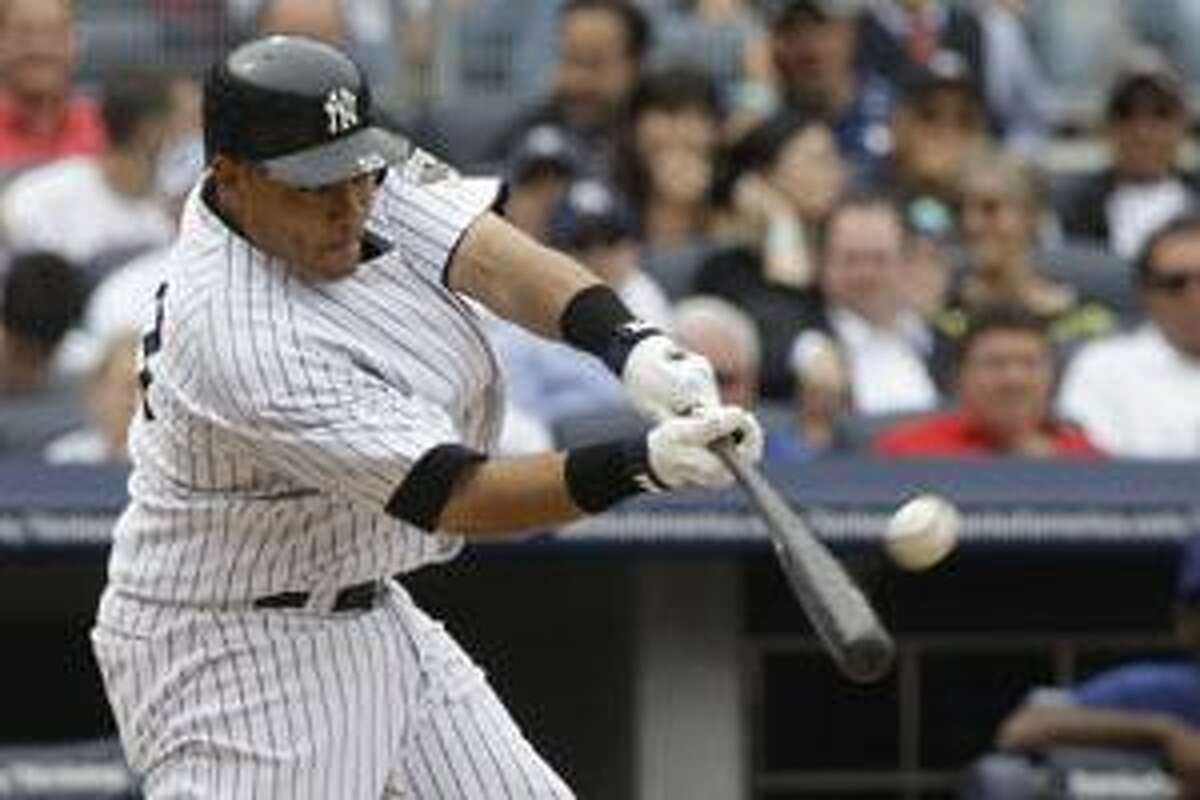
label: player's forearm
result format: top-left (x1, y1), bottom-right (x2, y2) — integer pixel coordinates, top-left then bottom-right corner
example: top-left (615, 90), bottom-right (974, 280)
top-left (448, 213), bottom-right (602, 339)
top-left (997, 704), bottom-right (1176, 752)
top-left (435, 452), bottom-right (588, 537)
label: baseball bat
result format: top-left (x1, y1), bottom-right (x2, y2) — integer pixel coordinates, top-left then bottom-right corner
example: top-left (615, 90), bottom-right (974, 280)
top-left (711, 440), bottom-right (895, 683)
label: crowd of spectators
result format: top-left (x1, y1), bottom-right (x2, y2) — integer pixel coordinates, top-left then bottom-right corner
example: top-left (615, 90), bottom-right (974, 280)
top-left (4, 0), bottom-right (1200, 466)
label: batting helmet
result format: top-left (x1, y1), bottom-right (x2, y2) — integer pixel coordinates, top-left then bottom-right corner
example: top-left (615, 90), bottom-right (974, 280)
top-left (203, 34), bottom-right (410, 189)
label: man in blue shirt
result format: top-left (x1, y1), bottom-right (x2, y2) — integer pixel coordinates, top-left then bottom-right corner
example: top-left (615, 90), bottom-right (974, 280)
top-left (994, 534), bottom-right (1200, 794)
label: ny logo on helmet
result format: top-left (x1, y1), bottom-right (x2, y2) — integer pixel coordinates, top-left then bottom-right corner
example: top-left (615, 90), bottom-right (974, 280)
top-left (324, 87), bottom-right (358, 135)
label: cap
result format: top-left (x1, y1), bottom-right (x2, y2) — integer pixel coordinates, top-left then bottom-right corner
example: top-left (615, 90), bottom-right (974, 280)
top-left (1107, 50), bottom-right (1187, 120)
top-left (547, 180), bottom-right (635, 250)
top-left (764, 0), bottom-right (862, 24)
top-left (203, 35), bottom-right (411, 189)
top-left (506, 125), bottom-right (582, 184)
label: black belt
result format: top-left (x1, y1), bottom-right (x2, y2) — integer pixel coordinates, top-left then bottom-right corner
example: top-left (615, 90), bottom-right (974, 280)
top-left (253, 580), bottom-right (383, 612)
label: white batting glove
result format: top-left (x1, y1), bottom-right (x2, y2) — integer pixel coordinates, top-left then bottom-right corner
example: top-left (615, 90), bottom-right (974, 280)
top-left (622, 334), bottom-right (721, 422)
top-left (647, 405), bottom-right (764, 490)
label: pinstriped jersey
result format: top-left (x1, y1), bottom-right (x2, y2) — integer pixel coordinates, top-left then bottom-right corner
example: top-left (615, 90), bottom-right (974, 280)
top-left (101, 160), bottom-right (503, 609)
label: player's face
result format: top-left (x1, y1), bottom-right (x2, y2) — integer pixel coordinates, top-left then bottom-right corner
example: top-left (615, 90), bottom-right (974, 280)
top-left (958, 329), bottom-right (1054, 442)
top-left (221, 161), bottom-right (380, 281)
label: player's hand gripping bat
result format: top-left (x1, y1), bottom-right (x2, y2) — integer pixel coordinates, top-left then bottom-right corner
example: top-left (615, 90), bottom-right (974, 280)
top-left (711, 439), bottom-right (895, 683)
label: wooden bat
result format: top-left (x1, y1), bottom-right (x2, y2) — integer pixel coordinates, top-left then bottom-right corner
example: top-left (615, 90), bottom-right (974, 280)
top-left (712, 440), bottom-right (895, 683)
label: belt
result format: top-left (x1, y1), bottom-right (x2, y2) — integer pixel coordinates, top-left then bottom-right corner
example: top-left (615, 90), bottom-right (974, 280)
top-left (253, 580), bottom-right (384, 612)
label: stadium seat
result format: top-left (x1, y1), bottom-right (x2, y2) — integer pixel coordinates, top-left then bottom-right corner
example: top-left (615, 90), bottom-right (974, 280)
top-left (1039, 238), bottom-right (1141, 326)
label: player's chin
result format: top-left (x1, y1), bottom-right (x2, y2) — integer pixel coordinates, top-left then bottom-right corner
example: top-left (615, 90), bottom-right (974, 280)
top-left (305, 242), bottom-right (361, 280)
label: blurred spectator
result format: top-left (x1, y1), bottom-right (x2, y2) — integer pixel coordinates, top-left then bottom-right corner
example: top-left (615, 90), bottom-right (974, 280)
top-left (255, 0), bottom-right (345, 43)
top-left (44, 330), bottom-right (139, 464)
top-left (857, 0), bottom-right (1049, 148)
top-left (802, 190), bottom-right (954, 415)
top-left (612, 63), bottom-right (723, 298)
top-left (0, 251), bottom-right (87, 455)
top-left (500, 124), bottom-right (582, 241)
top-left (1057, 213), bottom-right (1200, 459)
top-left (233, 0), bottom-right (405, 106)
top-left (943, 150), bottom-right (1117, 347)
top-left (695, 111), bottom-right (849, 398)
top-left (983, 532), bottom-right (1200, 797)
top-left (0, 0), bottom-right (105, 173)
top-left (648, 0), bottom-right (765, 98)
top-left (1055, 51), bottom-right (1199, 261)
top-left (875, 305), bottom-right (1101, 458)
top-left (1023, 0), bottom-right (1131, 110)
top-left (673, 295), bottom-right (815, 461)
top-left (738, 0), bottom-right (895, 183)
top-left (50, 72), bottom-right (204, 380)
top-left (487, 179), bottom-right (671, 430)
top-left (877, 51), bottom-right (991, 234)
top-left (547, 179), bottom-right (672, 327)
top-left (1028, 0), bottom-right (1200, 113)
top-left (0, 68), bottom-right (178, 283)
top-left (1130, 0), bottom-right (1200, 92)
top-left (486, 0), bottom-right (652, 175)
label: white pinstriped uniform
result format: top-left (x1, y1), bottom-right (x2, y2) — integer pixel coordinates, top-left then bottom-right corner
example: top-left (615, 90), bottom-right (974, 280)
top-left (91, 157), bottom-right (575, 798)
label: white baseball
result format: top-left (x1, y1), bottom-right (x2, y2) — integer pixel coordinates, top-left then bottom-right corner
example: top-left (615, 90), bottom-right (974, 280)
top-left (885, 493), bottom-right (961, 571)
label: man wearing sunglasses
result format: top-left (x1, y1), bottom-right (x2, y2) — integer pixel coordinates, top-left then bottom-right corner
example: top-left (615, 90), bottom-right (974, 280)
top-left (1057, 213), bottom-right (1200, 458)
top-left (1056, 52), bottom-right (1200, 260)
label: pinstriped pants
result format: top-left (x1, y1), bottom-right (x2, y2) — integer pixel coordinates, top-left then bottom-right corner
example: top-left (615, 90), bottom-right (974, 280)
top-left (91, 582), bottom-right (575, 799)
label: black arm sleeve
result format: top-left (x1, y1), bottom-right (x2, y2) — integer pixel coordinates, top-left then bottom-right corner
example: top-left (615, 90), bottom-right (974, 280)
top-left (385, 443), bottom-right (488, 531)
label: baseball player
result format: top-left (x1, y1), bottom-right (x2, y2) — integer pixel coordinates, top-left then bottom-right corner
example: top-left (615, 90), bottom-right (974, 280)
top-left (90, 35), bottom-right (762, 799)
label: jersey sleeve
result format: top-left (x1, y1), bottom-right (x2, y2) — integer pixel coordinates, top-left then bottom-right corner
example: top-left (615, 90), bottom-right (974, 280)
top-left (370, 148), bottom-right (502, 284)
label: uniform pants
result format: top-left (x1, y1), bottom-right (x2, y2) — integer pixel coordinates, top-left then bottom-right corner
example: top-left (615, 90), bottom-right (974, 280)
top-left (92, 582), bottom-right (574, 799)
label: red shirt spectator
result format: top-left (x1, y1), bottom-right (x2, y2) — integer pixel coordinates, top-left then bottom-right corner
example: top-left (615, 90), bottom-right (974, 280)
top-left (0, 91), bottom-right (105, 166)
top-left (875, 412), bottom-right (1101, 458)
top-left (0, 0), bottom-right (106, 170)
top-left (873, 305), bottom-right (1104, 459)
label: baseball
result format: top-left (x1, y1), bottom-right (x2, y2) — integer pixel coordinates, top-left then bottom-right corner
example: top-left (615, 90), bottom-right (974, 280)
top-left (885, 493), bottom-right (961, 571)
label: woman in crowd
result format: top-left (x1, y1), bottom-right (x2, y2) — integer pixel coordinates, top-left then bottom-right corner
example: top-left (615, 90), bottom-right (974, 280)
top-left (611, 63), bottom-right (725, 298)
top-left (940, 150), bottom-right (1119, 348)
top-left (692, 110), bottom-right (849, 398)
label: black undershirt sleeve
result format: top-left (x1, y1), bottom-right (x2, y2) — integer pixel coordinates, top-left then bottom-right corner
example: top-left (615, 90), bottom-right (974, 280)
top-left (385, 443), bottom-right (488, 531)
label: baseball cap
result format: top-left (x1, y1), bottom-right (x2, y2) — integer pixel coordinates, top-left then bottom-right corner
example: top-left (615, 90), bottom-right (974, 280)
top-left (764, 0), bottom-right (862, 24)
top-left (506, 125), bottom-right (582, 185)
top-left (204, 35), bottom-right (412, 189)
top-left (1107, 51), bottom-right (1187, 120)
top-left (547, 180), bottom-right (635, 250)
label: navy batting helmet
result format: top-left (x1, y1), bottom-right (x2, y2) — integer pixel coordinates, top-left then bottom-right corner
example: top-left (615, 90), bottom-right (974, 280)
top-left (203, 35), bottom-right (410, 189)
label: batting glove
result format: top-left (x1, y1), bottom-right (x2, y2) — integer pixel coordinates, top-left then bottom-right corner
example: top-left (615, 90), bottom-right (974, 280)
top-left (623, 334), bottom-right (721, 422)
top-left (647, 405), bottom-right (764, 490)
